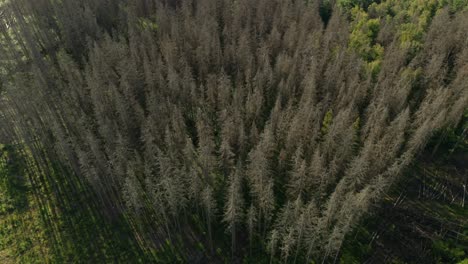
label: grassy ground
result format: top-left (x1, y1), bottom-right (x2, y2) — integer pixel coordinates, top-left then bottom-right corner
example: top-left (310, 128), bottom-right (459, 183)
top-left (0, 144), bottom-right (50, 263)
top-left (0, 143), bottom-right (147, 263)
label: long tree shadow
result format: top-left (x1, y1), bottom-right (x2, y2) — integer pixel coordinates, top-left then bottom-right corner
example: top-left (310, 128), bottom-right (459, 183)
top-left (0, 144), bottom-right (29, 214)
top-left (1, 143), bottom-right (150, 263)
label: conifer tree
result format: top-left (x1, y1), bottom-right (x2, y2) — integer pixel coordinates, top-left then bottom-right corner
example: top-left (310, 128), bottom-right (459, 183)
top-left (223, 162), bottom-right (244, 258)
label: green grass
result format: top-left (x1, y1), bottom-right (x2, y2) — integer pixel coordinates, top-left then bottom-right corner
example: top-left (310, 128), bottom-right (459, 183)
top-left (0, 144), bottom-right (149, 263)
top-left (0, 144), bottom-right (51, 263)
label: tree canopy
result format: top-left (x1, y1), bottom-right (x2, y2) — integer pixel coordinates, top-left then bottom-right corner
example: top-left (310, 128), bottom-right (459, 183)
top-left (0, 0), bottom-right (467, 262)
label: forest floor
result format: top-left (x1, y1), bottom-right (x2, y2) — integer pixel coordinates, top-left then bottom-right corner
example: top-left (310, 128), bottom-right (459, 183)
top-left (0, 144), bottom-right (50, 263)
top-left (342, 147), bottom-right (468, 263)
top-left (0, 143), bottom-right (146, 263)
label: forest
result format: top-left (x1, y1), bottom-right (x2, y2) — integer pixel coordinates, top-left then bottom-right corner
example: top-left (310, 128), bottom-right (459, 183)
top-left (0, 0), bottom-right (467, 263)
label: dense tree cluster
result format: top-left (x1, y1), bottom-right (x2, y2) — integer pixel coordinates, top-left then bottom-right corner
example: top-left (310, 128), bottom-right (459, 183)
top-left (0, 0), bottom-right (466, 262)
